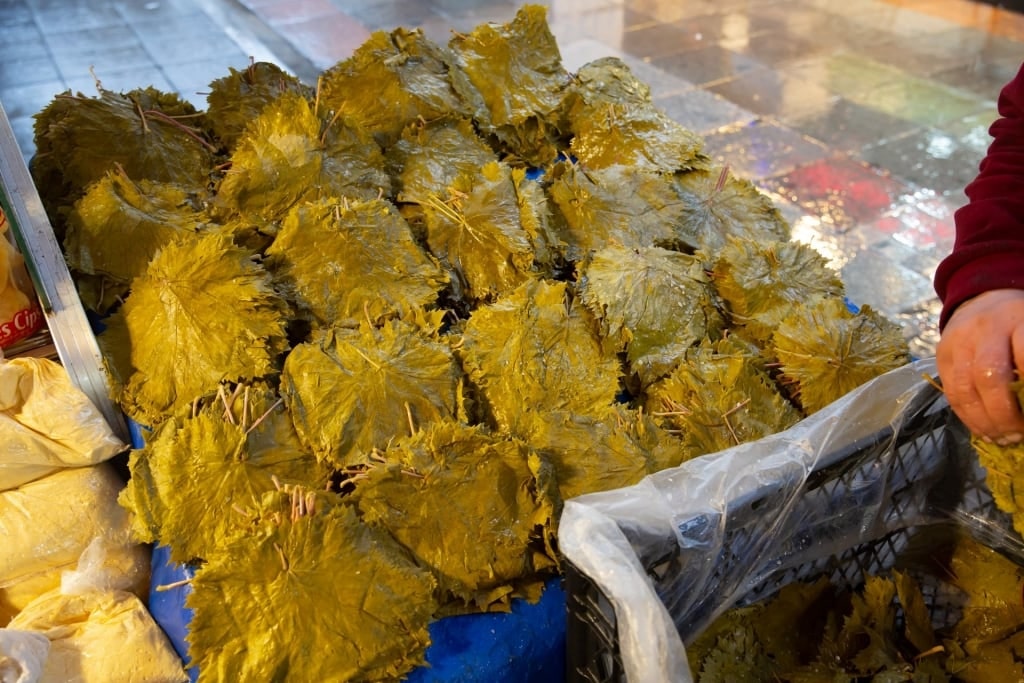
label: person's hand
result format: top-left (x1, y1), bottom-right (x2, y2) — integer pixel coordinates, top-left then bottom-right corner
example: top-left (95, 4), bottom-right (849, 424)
top-left (937, 288), bottom-right (1024, 444)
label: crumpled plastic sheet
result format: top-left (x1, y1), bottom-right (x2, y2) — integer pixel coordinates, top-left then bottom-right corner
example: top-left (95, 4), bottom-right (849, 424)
top-left (0, 628), bottom-right (49, 683)
top-left (558, 357), bottom-right (1002, 682)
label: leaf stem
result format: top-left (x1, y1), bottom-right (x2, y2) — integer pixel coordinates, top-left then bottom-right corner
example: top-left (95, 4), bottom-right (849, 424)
top-left (405, 401), bottom-right (416, 436)
top-left (245, 398), bottom-right (284, 435)
top-left (155, 578), bottom-right (192, 592)
top-left (351, 346), bottom-right (383, 371)
top-left (714, 165), bottom-right (730, 194)
top-left (218, 385), bottom-right (236, 425)
top-left (134, 98), bottom-right (150, 134)
top-left (142, 109), bottom-right (218, 153)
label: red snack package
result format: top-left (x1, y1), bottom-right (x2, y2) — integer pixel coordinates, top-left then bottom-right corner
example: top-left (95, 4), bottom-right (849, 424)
top-left (0, 207), bottom-right (44, 349)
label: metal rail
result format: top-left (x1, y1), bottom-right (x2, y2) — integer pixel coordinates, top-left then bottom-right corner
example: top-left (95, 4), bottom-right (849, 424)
top-left (0, 101), bottom-right (129, 443)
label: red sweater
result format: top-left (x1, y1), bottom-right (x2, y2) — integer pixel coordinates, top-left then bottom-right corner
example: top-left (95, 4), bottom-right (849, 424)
top-left (934, 62), bottom-right (1024, 329)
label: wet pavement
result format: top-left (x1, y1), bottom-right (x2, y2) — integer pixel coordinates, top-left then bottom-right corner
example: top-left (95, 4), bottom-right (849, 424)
top-left (2, 0), bottom-right (1023, 359)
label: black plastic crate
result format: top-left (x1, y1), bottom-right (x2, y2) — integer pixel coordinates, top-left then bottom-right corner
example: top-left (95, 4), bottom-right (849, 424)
top-left (563, 363), bottom-right (1024, 682)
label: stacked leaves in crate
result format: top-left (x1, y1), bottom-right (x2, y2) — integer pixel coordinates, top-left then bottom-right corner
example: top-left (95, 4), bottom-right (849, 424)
top-left (562, 363), bottom-right (1024, 682)
top-left (29, 5), bottom-right (910, 680)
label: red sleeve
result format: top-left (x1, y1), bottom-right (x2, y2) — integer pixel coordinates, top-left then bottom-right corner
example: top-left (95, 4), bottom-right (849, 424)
top-left (934, 62), bottom-right (1024, 329)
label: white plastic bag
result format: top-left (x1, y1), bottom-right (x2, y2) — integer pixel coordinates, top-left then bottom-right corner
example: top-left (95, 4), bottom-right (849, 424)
top-left (0, 628), bottom-right (49, 683)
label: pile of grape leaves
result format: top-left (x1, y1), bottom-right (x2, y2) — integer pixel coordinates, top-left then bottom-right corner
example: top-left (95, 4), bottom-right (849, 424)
top-left (31, 5), bottom-right (911, 680)
top-left (689, 529), bottom-right (1024, 682)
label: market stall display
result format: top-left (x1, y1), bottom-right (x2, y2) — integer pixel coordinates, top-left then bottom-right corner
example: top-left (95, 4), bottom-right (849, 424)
top-left (3, 4), bottom-right (925, 681)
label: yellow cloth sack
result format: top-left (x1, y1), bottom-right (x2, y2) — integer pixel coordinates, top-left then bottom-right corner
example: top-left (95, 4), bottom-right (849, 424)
top-left (9, 589), bottom-right (187, 683)
top-left (0, 465), bottom-right (148, 624)
top-left (0, 357), bottom-right (125, 492)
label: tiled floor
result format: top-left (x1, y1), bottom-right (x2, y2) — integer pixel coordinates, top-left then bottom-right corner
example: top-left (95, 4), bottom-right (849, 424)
top-left (2, 0), bottom-right (1023, 359)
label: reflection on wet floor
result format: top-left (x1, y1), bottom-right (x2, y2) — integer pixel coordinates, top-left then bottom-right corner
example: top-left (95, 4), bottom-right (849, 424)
top-left (1, 0), bottom-right (1022, 358)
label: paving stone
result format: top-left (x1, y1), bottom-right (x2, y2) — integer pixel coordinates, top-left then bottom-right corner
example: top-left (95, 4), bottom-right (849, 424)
top-left (64, 64), bottom-right (174, 96)
top-left (558, 38), bottom-right (621, 74)
top-left (783, 96), bottom-right (921, 156)
top-left (7, 113), bottom-right (37, 162)
top-left (841, 248), bottom-right (938, 318)
top-left (1, 16), bottom-right (48, 58)
top-left (781, 51), bottom-right (907, 101)
top-left (0, 54), bottom-right (62, 88)
top-left (846, 74), bottom-right (995, 129)
top-left (343, 0), bottom-right (438, 31)
top-left (272, 14), bottom-right (371, 71)
top-left (703, 120), bottom-right (830, 182)
top-left (162, 58), bottom-right (253, 106)
top-left (138, 29), bottom-right (249, 67)
top-left (52, 44), bottom-right (155, 83)
top-left (254, 0), bottom-right (338, 25)
top-left (0, 0), bottom-right (33, 25)
top-left (112, 0), bottom-right (203, 22)
top-left (652, 43), bottom-right (762, 87)
top-left (33, 2), bottom-right (124, 31)
top-left (654, 87), bottom-right (756, 136)
top-left (766, 156), bottom-right (912, 232)
top-left (860, 127), bottom-right (986, 198)
top-left (0, 79), bottom-right (65, 119)
top-left (707, 66), bottom-right (835, 122)
top-left (550, 6), bottom-right (652, 50)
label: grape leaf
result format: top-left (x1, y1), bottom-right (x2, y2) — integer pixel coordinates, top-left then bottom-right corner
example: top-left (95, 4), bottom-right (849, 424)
top-left (354, 420), bottom-right (556, 610)
top-left (319, 28), bottom-right (468, 147)
top-left (206, 61), bottom-right (310, 150)
top-left (386, 117), bottom-right (496, 205)
top-left (578, 244), bottom-right (724, 386)
top-left (646, 338), bottom-right (801, 459)
top-left (281, 319), bottom-right (463, 467)
top-left (265, 197), bottom-right (447, 327)
top-left (512, 406), bottom-right (678, 500)
top-left (100, 232), bottom-right (289, 425)
top-left (971, 438), bottom-right (1024, 539)
top-left (458, 278), bottom-right (621, 433)
top-left (547, 162), bottom-right (687, 263)
top-left (446, 4), bottom-right (572, 165)
top-left (711, 236), bottom-right (844, 346)
top-left (31, 86), bottom-right (214, 237)
top-left (64, 169), bottom-right (210, 312)
top-left (215, 91), bottom-right (391, 222)
top-left (119, 385), bottom-right (325, 564)
top-left (420, 161), bottom-right (536, 302)
top-left (772, 298), bottom-right (909, 414)
top-left (187, 489), bottom-right (437, 682)
top-left (568, 57), bottom-right (708, 173)
top-left (671, 167), bottom-right (790, 255)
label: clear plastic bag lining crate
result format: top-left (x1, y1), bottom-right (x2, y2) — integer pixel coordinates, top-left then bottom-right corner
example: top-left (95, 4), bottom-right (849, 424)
top-left (558, 358), bottom-right (1024, 682)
